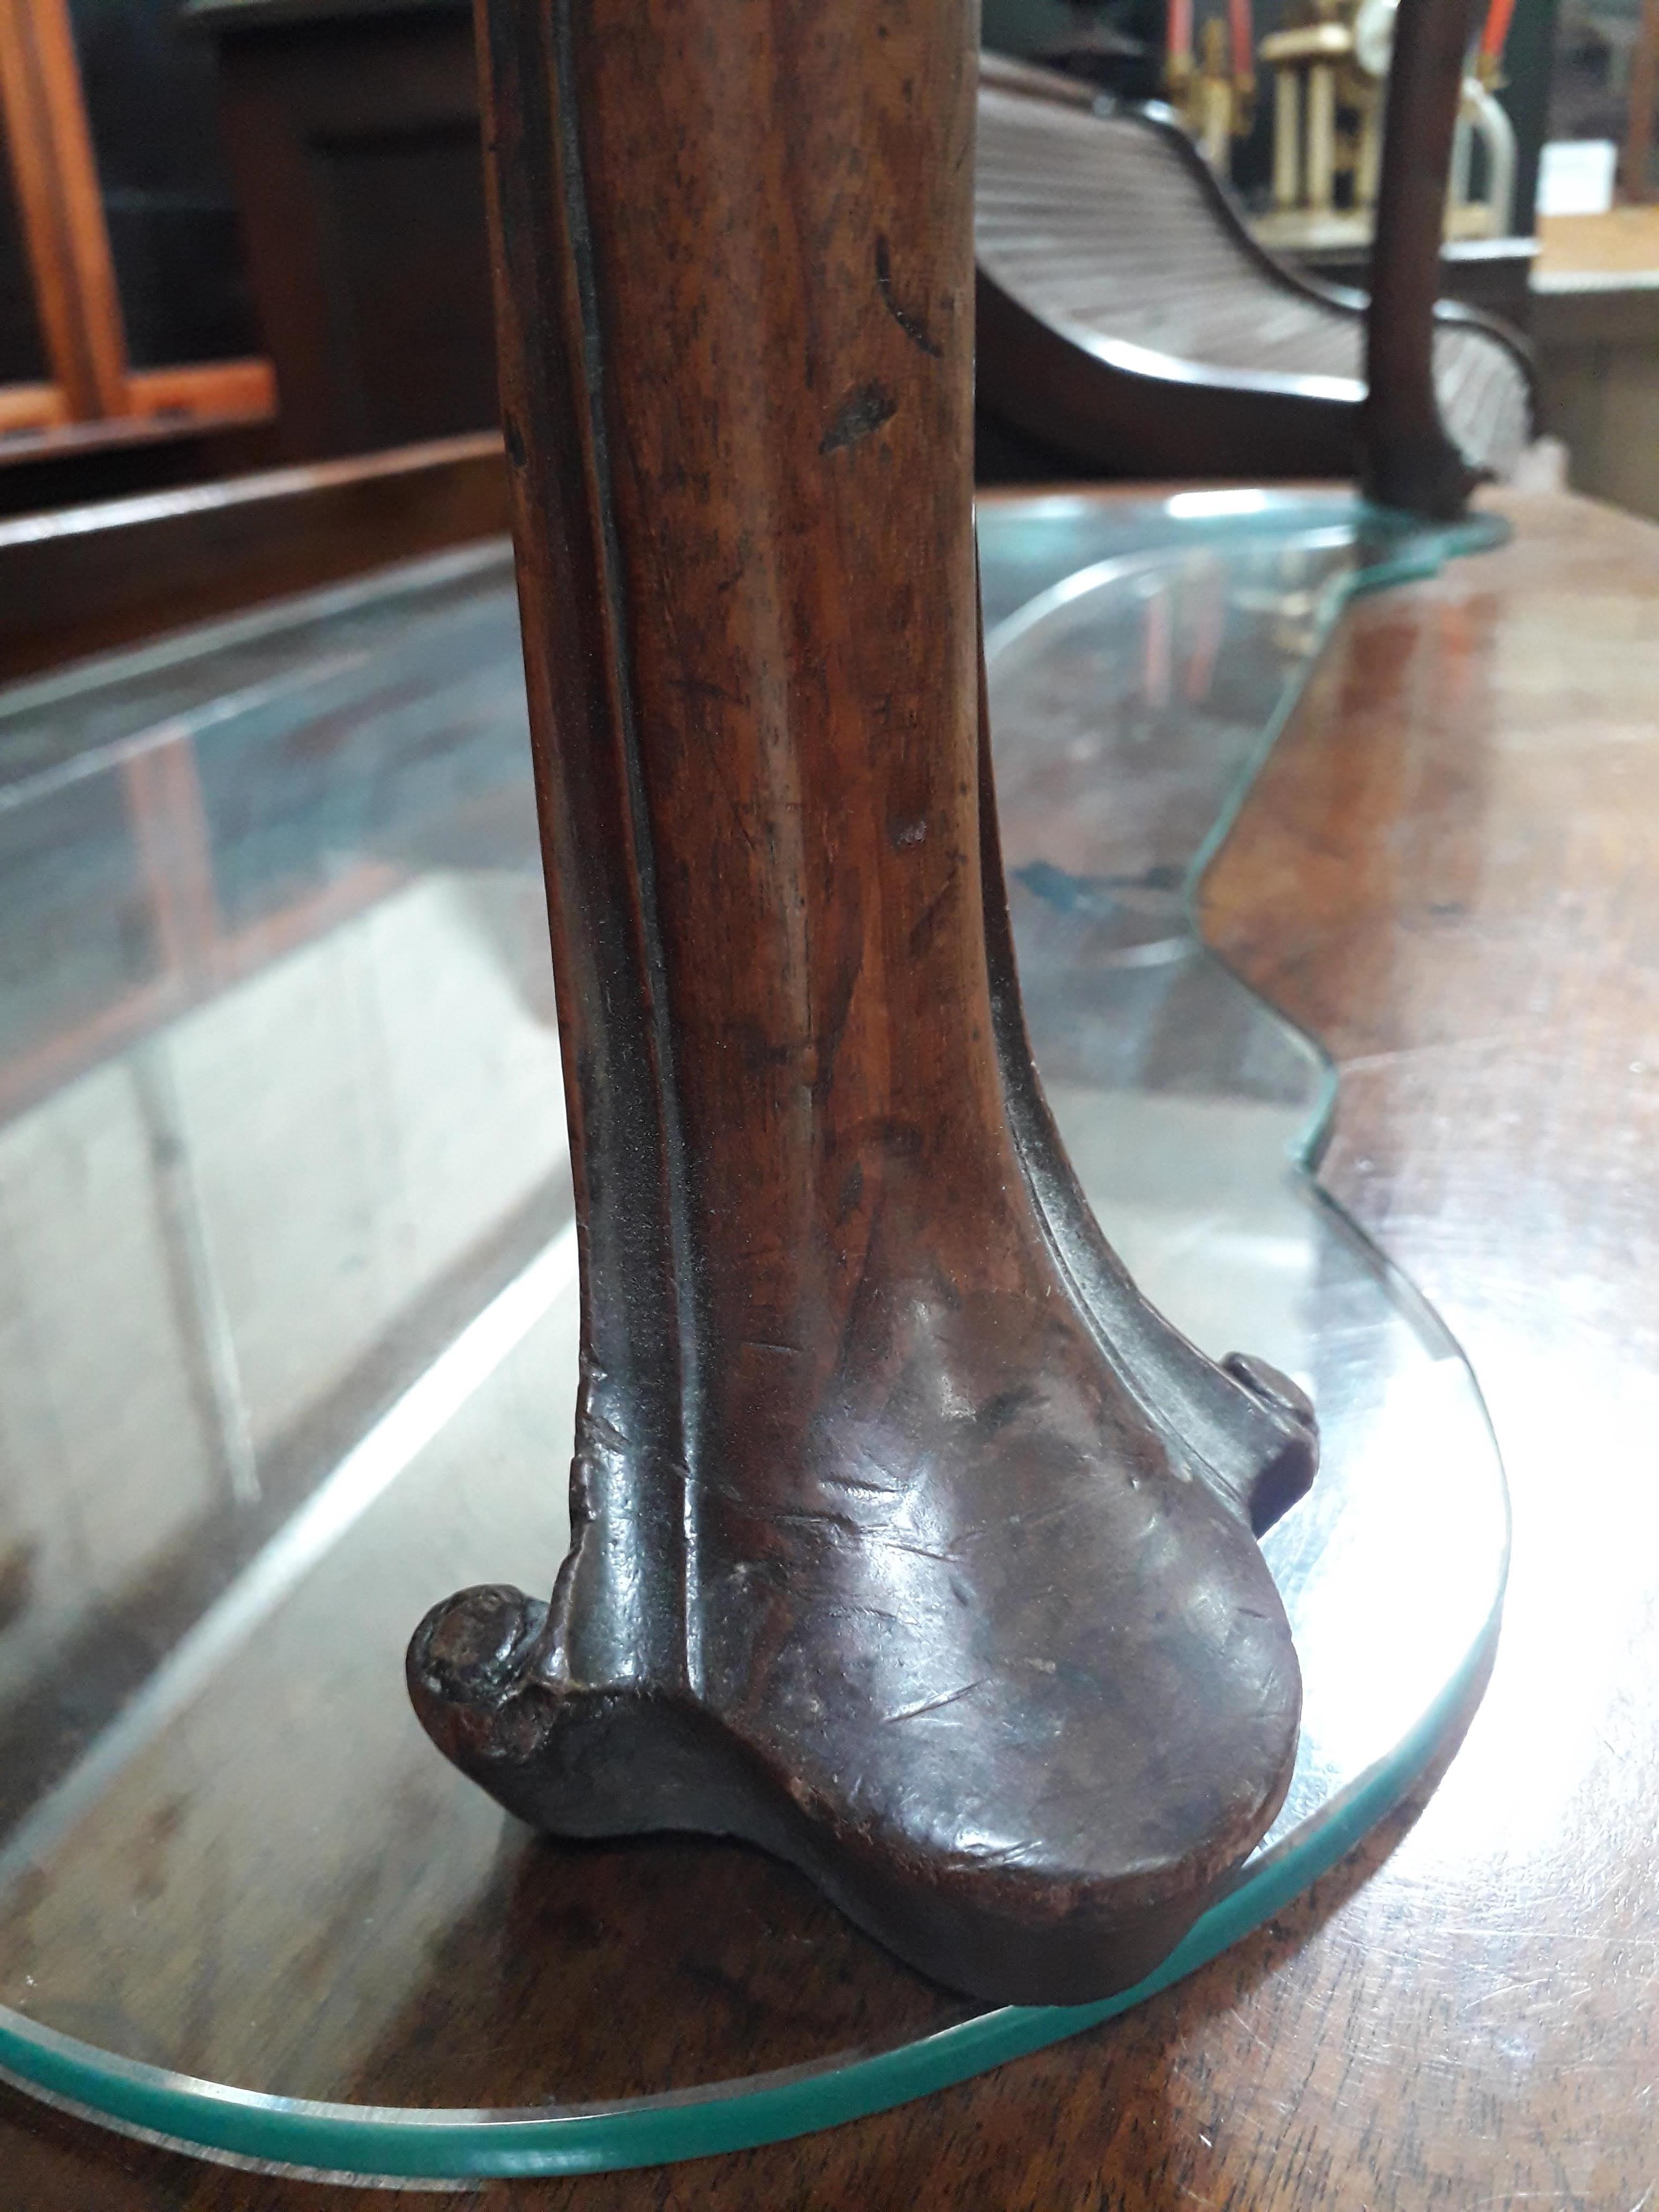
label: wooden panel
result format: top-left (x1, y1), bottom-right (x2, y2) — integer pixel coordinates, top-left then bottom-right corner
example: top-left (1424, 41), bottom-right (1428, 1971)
top-left (206, 8), bottom-right (497, 459)
top-left (308, 116), bottom-right (495, 446)
top-left (1533, 279), bottom-right (1659, 521)
top-left (0, 357), bottom-right (276, 474)
top-left (0, 428), bottom-right (505, 677)
top-left (1538, 206), bottom-right (1659, 273)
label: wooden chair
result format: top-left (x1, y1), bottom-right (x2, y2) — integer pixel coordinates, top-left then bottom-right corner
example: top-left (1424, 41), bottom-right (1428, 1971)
top-left (975, 46), bottom-right (1535, 488)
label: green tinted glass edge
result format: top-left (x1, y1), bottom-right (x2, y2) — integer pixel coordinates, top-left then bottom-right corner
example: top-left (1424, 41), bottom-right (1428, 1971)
top-left (0, 1590), bottom-right (1503, 2181)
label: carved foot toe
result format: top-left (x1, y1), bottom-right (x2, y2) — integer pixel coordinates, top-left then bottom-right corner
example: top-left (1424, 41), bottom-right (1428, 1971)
top-left (1222, 1354), bottom-right (1318, 1534)
top-left (407, 1312), bottom-right (1310, 2007)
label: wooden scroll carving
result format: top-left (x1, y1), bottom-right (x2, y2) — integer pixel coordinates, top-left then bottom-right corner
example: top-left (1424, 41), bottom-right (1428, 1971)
top-left (407, 0), bottom-right (1317, 2006)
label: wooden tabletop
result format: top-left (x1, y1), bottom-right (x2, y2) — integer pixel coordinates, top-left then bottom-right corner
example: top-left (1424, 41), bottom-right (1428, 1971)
top-left (5, 481), bottom-right (1657, 2207)
top-left (1536, 208), bottom-right (1659, 280)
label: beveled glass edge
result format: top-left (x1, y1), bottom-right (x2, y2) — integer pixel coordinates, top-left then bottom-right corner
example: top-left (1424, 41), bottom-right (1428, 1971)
top-left (0, 494), bottom-right (1513, 2181)
top-left (0, 1581), bottom-right (1505, 2183)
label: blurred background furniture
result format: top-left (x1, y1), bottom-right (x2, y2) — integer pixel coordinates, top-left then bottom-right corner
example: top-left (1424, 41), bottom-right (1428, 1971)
top-left (1524, 0), bottom-right (1659, 517)
top-left (985, 0), bottom-right (1561, 304)
top-left (974, 53), bottom-right (1536, 481)
top-left (184, 3), bottom-right (1541, 491)
top-left (1530, 248), bottom-right (1659, 515)
top-left (1622, 0), bottom-right (1658, 193)
top-left (0, 0), bottom-right (275, 507)
top-left (5, 0), bottom-right (1657, 525)
top-left (186, 0), bottom-right (497, 460)
top-left (0, 426), bottom-right (505, 678)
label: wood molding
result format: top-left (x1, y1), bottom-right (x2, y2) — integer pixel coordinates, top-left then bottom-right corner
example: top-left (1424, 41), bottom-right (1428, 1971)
top-left (0, 357), bottom-right (279, 472)
top-left (0, 430), bottom-right (506, 677)
top-left (126, 358), bottom-right (278, 424)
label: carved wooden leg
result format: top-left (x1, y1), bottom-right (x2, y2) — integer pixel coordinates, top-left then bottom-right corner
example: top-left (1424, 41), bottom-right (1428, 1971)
top-left (407, 0), bottom-right (1316, 2006)
top-left (1362, 0), bottom-right (1491, 518)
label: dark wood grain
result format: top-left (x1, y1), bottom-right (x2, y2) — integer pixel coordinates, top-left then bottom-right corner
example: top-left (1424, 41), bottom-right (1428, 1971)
top-left (2, 475), bottom-right (1654, 2200)
top-left (1361, 0), bottom-right (1492, 514)
top-left (406, 0), bottom-right (1315, 2011)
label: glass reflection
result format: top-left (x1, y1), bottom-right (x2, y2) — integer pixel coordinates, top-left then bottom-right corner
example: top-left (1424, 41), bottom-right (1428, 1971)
top-left (0, 497), bottom-right (1505, 2172)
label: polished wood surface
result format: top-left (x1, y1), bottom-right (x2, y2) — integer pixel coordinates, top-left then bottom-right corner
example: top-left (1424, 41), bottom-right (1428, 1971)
top-left (3, 476), bottom-right (1654, 2198)
top-left (0, 429), bottom-right (507, 677)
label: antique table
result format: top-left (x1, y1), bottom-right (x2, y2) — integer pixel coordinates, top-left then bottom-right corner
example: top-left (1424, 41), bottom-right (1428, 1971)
top-left (0, 479), bottom-right (1654, 2206)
